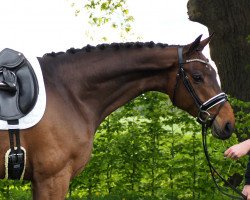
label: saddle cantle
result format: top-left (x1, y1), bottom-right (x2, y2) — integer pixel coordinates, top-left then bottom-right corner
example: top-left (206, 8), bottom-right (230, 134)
top-left (0, 48), bottom-right (39, 120)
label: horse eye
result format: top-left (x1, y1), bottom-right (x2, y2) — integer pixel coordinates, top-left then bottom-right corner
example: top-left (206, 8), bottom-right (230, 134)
top-left (192, 74), bottom-right (203, 82)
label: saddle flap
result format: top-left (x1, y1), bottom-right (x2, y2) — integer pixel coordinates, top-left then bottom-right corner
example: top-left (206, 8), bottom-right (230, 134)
top-left (0, 48), bottom-right (24, 68)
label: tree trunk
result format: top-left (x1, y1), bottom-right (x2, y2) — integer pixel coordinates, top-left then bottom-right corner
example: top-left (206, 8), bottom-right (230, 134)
top-left (187, 0), bottom-right (250, 101)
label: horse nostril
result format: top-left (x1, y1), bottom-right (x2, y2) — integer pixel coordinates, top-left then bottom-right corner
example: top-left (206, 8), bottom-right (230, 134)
top-left (212, 121), bottom-right (234, 140)
top-left (225, 122), bottom-right (233, 136)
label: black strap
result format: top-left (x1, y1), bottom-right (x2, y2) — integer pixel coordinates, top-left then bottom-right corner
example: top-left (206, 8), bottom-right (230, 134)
top-left (7, 120), bottom-right (25, 180)
top-left (200, 93), bottom-right (227, 111)
top-left (8, 133), bottom-right (14, 153)
top-left (178, 47), bottom-right (184, 66)
top-left (8, 119), bottom-right (21, 150)
top-left (181, 69), bottom-right (203, 107)
top-left (176, 47), bottom-right (203, 107)
top-left (2, 68), bottom-right (17, 91)
top-left (202, 125), bottom-right (247, 200)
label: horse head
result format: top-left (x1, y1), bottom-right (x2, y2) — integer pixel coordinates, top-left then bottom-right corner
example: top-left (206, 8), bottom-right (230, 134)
top-left (171, 34), bottom-right (235, 140)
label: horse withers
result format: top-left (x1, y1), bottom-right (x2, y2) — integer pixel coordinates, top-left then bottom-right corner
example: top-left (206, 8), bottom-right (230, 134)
top-left (0, 35), bottom-right (235, 199)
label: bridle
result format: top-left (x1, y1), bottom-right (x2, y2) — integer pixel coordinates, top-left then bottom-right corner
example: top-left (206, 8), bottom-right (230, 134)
top-left (172, 47), bottom-right (247, 200)
top-left (173, 47), bottom-right (227, 126)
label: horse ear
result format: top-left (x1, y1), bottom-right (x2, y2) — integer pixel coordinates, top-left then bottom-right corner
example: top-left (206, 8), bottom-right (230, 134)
top-left (185, 34), bottom-right (203, 55)
top-left (198, 32), bottom-right (214, 51)
top-left (185, 33), bottom-right (214, 55)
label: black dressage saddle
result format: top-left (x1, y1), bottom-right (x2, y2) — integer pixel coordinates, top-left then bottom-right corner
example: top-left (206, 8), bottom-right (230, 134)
top-left (0, 48), bottom-right (38, 120)
top-left (0, 48), bottom-right (39, 180)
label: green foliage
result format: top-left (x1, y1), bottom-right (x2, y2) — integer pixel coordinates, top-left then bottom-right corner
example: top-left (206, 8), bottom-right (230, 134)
top-left (67, 93), bottom-right (249, 200)
top-left (85, 0), bottom-right (133, 30)
top-left (1, 94), bottom-right (249, 200)
top-left (70, 0), bottom-right (135, 41)
top-left (247, 35), bottom-right (250, 43)
top-left (230, 97), bottom-right (250, 140)
top-left (0, 180), bottom-right (31, 200)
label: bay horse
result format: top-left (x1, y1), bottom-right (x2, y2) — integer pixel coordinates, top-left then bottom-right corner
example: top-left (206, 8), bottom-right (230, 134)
top-left (0, 35), bottom-right (235, 199)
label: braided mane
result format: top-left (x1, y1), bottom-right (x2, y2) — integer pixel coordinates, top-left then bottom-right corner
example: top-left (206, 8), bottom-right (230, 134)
top-left (43, 41), bottom-right (172, 57)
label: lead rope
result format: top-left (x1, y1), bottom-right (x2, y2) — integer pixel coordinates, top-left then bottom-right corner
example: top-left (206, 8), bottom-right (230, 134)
top-left (202, 124), bottom-right (247, 200)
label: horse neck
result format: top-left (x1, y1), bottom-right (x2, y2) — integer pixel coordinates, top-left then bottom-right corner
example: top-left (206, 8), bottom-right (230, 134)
top-left (41, 45), bottom-right (178, 129)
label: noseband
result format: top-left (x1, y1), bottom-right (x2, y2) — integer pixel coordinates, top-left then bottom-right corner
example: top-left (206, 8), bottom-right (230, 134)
top-left (173, 47), bottom-right (227, 126)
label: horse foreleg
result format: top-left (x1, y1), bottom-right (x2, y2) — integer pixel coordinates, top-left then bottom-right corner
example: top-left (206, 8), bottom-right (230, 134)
top-left (31, 167), bottom-right (71, 200)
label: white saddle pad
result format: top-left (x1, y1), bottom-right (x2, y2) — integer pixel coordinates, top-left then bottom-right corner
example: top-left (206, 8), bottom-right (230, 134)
top-left (0, 56), bottom-right (46, 130)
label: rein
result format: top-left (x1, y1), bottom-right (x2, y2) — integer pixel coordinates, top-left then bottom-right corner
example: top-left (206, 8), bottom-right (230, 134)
top-left (202, 124), bottom-right (247, 200)
top-left (174, 47), bottom-right (247, 200)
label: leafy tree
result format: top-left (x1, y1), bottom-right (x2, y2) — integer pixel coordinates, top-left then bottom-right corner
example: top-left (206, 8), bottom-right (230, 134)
top-left (70, 0), bottom-right (134, 41)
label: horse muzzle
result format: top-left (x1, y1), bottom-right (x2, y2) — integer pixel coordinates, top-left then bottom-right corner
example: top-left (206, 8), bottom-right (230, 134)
top-left (211, 116), bottom-right (234, 140)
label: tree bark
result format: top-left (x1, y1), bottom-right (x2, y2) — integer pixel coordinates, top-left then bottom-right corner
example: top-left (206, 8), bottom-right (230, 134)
top-left (187, 0), bottom-right (250, 101)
